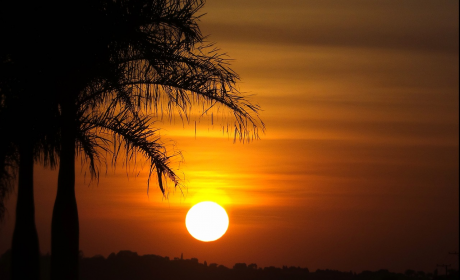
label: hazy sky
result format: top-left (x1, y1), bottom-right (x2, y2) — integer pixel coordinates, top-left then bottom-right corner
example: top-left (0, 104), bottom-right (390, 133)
top-left (0, 0), bottom-right (458, 273)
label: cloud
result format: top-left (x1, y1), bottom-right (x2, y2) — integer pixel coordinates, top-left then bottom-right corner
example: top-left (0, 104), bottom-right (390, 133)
top-left (201, 0), bottom-right (459, 54)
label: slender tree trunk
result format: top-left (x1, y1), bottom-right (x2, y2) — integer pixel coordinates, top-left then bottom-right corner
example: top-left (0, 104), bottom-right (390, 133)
top-left (11, 142), bottom-right (39, 280)
top-left (51, 102), bottom-right (79, 280)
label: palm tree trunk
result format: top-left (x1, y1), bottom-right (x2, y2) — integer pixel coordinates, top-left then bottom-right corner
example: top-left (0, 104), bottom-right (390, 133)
top-left (11, 142), bottom-right (39, 280)
top-left (51, 103), bottom-right (79, 280)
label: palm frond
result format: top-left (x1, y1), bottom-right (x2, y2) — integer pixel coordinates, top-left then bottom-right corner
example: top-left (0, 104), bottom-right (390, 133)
top-left (78, 106), bottom-right (181, 195)
top-left (83, 0), bottom-right (264, 141)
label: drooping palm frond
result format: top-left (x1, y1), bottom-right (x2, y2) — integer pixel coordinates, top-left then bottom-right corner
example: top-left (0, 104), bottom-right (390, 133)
top-left (102, 111), bottom-right (181, 195)
top-left (76, 101), bottom-right (181, 196)
top-left (117, 44), bottom-right (264, 141)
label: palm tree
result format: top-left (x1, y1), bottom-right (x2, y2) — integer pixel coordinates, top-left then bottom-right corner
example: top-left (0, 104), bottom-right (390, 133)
top-left (48, 1), bottom-right (263, 279)
top-left (0, 58), bottom-right (60, 280)
top-left (0, 125), bottom-right (42, 280)
top-left (50, 87), bottom-right (184, 279)
top-left (0, 4), bottom-right (62, 276)
top-left (3, 1), bottom-right (263, 279)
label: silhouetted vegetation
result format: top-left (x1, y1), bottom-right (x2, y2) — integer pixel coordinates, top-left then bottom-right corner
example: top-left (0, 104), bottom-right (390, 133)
top-left (0, 250), bottom-right (458, 280)
top-left (1, 0), bottom-right (263, 279)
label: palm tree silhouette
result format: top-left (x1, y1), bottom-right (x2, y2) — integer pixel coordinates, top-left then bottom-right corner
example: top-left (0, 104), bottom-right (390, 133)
top-left (1, 2), bottom-right (61, 278)
top-left (51, 89), bottom-right (186, 279)
top-left (2, 1), bottom-right (263, 279)
top-left (0, 58), bottom-right (60, 280)
top-left (0, 98), bottom-right (44, 280)
top-left (51, 2), bottom-right (263, 278)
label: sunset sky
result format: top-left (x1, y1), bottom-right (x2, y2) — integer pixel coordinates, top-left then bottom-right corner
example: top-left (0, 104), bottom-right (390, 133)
top-left (1, 0), bottom-right (458, 274)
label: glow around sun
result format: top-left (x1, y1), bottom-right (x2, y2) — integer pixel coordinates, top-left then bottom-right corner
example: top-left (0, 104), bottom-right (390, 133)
top-left (185, 201), bottom-right (229, 242)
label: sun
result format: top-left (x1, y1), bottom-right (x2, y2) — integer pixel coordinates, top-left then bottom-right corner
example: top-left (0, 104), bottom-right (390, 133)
top-left (185, 201), bottom-right (229, 242)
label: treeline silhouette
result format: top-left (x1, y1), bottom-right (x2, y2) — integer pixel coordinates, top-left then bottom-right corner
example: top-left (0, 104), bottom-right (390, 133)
top-left (0, 250), bottom-right (458, 280)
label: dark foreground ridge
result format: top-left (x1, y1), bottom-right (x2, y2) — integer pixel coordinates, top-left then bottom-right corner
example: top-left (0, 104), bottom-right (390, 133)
top-left (0, 250), bottom-right (458, 280)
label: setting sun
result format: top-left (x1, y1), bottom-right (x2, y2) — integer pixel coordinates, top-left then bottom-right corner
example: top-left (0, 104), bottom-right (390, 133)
top-left (0, 0), bottom-right (458, 277)
top-left (185, 202), bottom-right (229, 242)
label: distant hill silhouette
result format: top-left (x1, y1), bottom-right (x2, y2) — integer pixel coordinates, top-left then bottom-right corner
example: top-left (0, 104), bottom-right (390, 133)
top-left (0, 249), bottom-right (458, 280)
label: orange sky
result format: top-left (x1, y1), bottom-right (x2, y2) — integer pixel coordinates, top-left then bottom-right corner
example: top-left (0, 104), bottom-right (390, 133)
top-left (0, 0), bottom-right (458, 273)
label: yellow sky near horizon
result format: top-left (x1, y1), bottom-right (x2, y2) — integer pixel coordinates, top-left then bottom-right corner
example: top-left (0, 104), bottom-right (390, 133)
top-left (0, 0), bottom-right (458, 274)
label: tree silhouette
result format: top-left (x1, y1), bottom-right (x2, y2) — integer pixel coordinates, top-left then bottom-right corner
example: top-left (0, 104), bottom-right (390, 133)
top-left (51, 1), bottom-right (263, 277)
top-left (0, 50), bottom-right (181, 280)
top-left (0, 2), bottom-right (61, 278)
top-left (0, 63), bottom-right (60, 280)
top-left (51, 91), bottom-right (185, 280)
top-left (1, 1), bottom-right (263, 279)
top-left (0, 87), bottom-right (44, 280)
